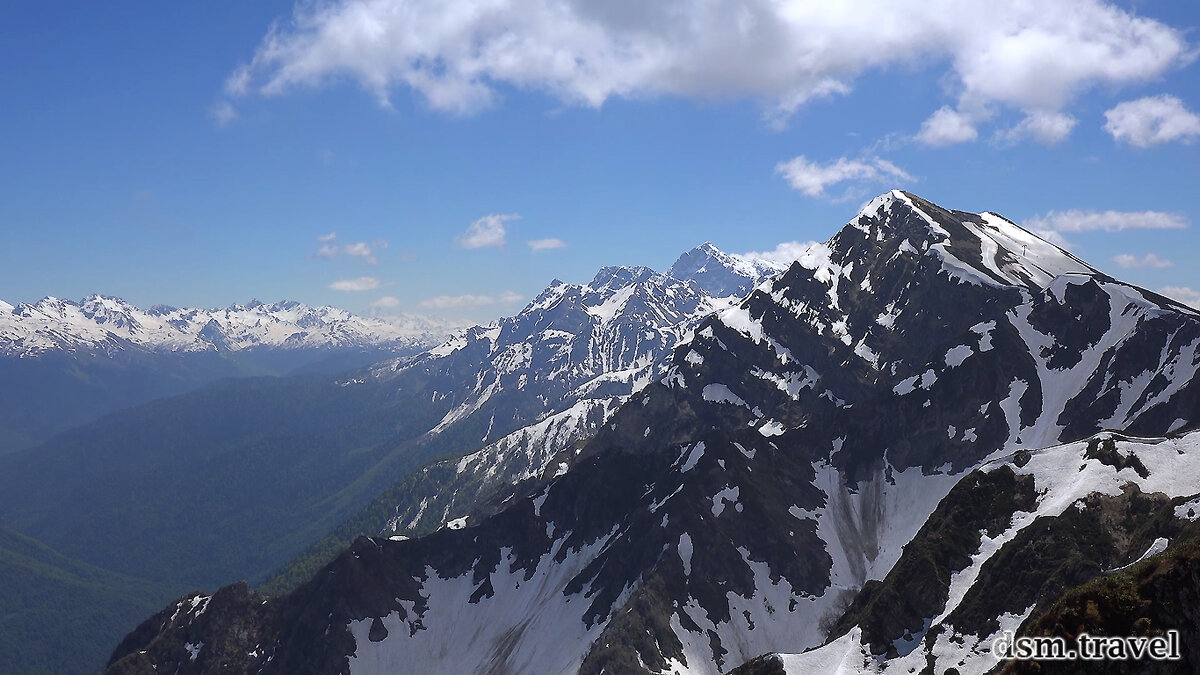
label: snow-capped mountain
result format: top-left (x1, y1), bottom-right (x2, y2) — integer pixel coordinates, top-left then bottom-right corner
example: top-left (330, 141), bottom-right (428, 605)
top-left (0, 296), bottom-right (459, 453)
top-left (667, 242), bottom-right (786, 297)
top-left (0, 295), bottom-right (454, 356)
top-left (105, 192), bottom-right (1200, 675)
top-left (263, 246), bottom-right (785, 586)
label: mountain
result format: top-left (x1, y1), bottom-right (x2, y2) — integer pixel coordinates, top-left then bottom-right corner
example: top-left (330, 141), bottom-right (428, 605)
top-left (106, 191), bottom-right (1200, 674)
top-left (0, 296), bottom-right (457, 452)
top-left (0, 295), bottom-right (452, 357)
top-left (666, 242), bottom-right (782, 297)
top-left (0, 244), bottom-right (776, 675)
top-left (262, 249), bottom-right (784, 593)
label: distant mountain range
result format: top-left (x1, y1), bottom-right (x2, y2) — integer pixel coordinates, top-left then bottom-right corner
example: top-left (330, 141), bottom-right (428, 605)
top-left (102, 192), bottom-right (1200, 675)
top-left (0, 295), bottom-right (455, 356)
top-left (0, 297), bottom-right (459, 452)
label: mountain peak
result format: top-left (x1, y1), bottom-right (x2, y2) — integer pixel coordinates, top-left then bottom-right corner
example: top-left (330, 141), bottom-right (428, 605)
top-left (587, 265), bottom-right (658, 292)
top-left (668, 242), bottom-right (783, 297)
top-left (847, 190), bottom-right (1096, 290)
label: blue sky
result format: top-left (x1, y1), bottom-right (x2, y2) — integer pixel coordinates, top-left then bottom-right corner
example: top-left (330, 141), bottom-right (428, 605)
top-left (2, 1), bottom-right (1199, 322)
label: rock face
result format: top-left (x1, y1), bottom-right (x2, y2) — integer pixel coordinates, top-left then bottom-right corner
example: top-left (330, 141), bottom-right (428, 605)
top-left (759, 431), bottom-right (1200, 675)
top-left (106, 192), bottom-right (1200, 675)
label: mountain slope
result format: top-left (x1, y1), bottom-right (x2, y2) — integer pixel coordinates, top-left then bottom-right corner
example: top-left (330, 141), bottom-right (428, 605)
top-left (0, 526), bottom-right (167, 675)
top-left (108, 191), bottom-right (1200, 674)
top-left (743, 430), bottom-right (1200, 674)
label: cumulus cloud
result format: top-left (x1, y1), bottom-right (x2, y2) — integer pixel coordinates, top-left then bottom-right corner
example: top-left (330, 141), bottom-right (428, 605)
top-left (740, 241), bottom-right (820, 268)
top-left (776, 155), bottom-right (913, 199)
top-left (226, 0), bottom-right (1190, 127)
top-left (371, 295), bottom-right (401, 308)
top-left (1104, 95), bottom-right (1200, 147)
top-left (528, 238), bottom-right (566, 251)
top-left (916, 106), bottom-right (979, 146)
top-left (998, 110), bottom-right (1078, 145)
top-left (329, 276), bottom-right (381, 291)
top-left (419, 290), bottom-right (523, 308)
top-left (1025, 209), bottom-right (1189, 233)
top-left (457, 214), bottom-right (518, 249)
top-left (1113, 253), bottom-right (1173, 269)
top-left (1158, 286), bottom-right (1200, 309)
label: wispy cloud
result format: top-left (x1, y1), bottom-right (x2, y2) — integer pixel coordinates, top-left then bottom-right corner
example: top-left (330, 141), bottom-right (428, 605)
top-left (1159, 286), bottom-right (1200, 309)
top-left (210, 100), bottom-right (238, 127)
top-left (740, 241), bottom-right (819, 268)
top-left (1113, 253), bottom-right (1173, 269)
top-left (329, 277), bottom-right (381, 291)
top-left (528, 238), bottom-right (566, 252)
top-left (419, 291), bottom-right (523, 309)
top-left (313, 233), bottom-right (385, 263)
top-left (226, 0), bottom-right (1189, 133)
top-left (457, 214), bottom-right (518, 249)
top-left (371, 295), bottom-right (401, 308)
top-left (1105, 95), bottom-right (1200, 147)
top-left (776, 155), bottom-right (912, 200)
top-left (343, 241), bottom-right (382, 264)
top-left (997, 111), bottom-right (1077, 146)
top-left (1025, 210), bottom-right (1189, 233)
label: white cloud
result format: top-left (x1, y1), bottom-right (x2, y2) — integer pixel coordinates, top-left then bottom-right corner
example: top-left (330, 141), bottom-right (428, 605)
top-left (329, 276), bottom-right (381, 291)
top-left (528, 238), bottom-right (566, 251)
top-left (314, 233), bottom-right (386, 263)
top-left (916, 106), bottom-right (979, 146)
top-left (1104, 95), bottom-right (1200, 147)
top-left (1025, 209), bottom-right (1189, 233)
top-left (210, 100), bottom-right (238, 126)
top-left (343, 241), bottom-right (382, 264)
top-left (227, 0), bottom-right (1190, 126)
top-left (371, 295), bottom-right (401, 308)
top-left (1028, 227), bottom-right (1075, 250)
top-left (1158, 286), bottom-right (1200, 309)
top-left (776, 155), bottom-right (913, 199)
top-left (343, 242), bottom-right (372, 257)
top-left (1113, 253), bottom-right (1173, 269)
top-left (419, 291), bottom-right (523, 309)
top-left (316, 232), bottom-right (339, 258)
top-left (457, 214), bottom-right (518, 249)
top-left (998, 110), bottom-right (1078, 145)
top-left (740, 241), bottom-right (819, 267)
